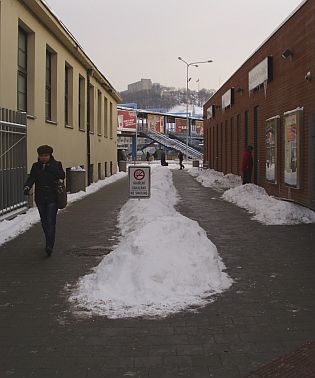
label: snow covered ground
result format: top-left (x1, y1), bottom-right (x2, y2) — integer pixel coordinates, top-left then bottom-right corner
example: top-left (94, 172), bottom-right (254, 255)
top-left (188, 168), bottom-right (241, 190)
top-left (0, 172), bottom-right (127, 247)
top-left (223, 184), bottom-right (315, 225)
top-left (189, 168), bottom-right (315, 225)
top-left (69, 166), bottom-right (232, 319)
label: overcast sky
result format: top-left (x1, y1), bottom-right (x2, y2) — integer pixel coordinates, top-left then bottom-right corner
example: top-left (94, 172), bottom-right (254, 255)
top-left (46, 0), bottom-right (304, 92)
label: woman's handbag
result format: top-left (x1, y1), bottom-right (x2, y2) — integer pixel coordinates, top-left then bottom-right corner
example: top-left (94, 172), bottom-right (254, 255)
top-left (57, 179), bottom-right (67, 209)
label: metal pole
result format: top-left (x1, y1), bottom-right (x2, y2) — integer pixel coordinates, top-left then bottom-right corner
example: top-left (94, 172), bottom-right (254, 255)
top-left (186, 64), bottom-right (189, 159)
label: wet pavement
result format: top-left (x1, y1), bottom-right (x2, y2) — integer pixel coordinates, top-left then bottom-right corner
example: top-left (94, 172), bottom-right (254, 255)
top-left (0, 171), bottom-right (315, 377)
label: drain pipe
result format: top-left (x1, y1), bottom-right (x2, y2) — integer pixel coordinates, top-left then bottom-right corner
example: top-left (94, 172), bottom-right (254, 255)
top-left (86, 69), bottom-right (93, 185)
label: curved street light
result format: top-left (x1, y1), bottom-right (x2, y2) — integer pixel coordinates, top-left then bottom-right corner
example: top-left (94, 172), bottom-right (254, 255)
top-left (178, 57), bottom-right (213, 158)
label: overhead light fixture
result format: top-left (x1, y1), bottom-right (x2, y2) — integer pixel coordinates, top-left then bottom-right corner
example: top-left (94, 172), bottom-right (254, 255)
top-left (281, 48), bottom-right (294, 60)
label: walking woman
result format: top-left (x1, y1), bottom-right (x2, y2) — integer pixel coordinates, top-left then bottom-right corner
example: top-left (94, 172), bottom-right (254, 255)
top-left (23, 145), bottom-right (65, 256)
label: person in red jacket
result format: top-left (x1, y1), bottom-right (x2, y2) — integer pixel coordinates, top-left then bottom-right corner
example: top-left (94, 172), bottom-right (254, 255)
top-left (241, 145), bottom-right (254, 184)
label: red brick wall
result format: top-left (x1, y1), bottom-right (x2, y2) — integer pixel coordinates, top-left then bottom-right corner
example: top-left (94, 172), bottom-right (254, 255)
top-left (204, 0), bottom-right (315, 209)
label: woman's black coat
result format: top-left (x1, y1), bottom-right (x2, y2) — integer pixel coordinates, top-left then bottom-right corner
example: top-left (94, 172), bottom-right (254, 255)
top-left (24, 157), bottom-right (65, 204)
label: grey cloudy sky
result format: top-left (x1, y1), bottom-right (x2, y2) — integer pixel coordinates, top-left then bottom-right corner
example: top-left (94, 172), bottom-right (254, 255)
top-left (46, 0), bottom-right (304, 92)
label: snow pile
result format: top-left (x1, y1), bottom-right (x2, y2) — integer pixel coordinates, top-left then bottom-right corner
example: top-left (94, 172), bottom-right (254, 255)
top-left (70, 166), bottom-right (85, 171)
top-left (70, 166), bottom-right (232, 318)
top-left (0, 172), bottom-right (127, 247)
top-left (169, 104), bottom-right (203, 116)
top-left (223, 184), bottom-right (315, 225)
top-left (189, 168), bottom-right (241, 190)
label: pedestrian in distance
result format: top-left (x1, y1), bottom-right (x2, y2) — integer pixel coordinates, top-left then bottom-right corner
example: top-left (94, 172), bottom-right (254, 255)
top-left (146, 151), bottom-right (151, 162)
top-left (178, 151), bottom-right (185, 170)
top-left (23, 145), bottom-right (65, 256)
top-left (160, 151), bottom-right (168, 166)
top-left (241, 145), bottom-right (254, 184)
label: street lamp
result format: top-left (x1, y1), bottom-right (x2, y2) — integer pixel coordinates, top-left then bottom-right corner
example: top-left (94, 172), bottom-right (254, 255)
top-left (178, 57), bottom-right (213, 159)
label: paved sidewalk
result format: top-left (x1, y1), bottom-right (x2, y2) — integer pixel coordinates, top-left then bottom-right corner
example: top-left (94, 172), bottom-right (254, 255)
top-left (0, 171), bottom-right (315, 378)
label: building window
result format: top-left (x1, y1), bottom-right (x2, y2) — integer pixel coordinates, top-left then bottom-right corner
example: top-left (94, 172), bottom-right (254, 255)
top-left (104, 97), bottom-right (108, 138)
top-left (79, 76), bottom-right (85, 130)
top-left (88, 84), bottom-right (94, 133)
top-left (97, 90), bottom-right (102, 135)
top-left (110, 102), bottom-right (113, 139)
top-left (17, 27), bottom-right (28, 112)
top-left (244, 110), bottom-right (249, 147)
top-left (45, 50), bottom-right (52, 120)
top-left (64, 64), bottom-right (73, 126)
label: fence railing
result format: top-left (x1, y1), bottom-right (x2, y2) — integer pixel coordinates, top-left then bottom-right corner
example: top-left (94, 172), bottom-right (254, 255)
top-left (0, 108), bottom-right (27, 218)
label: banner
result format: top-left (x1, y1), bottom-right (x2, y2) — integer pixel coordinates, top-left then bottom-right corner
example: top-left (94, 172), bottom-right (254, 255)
top-left (283, 108), bottom-right (302, 187)
top-left (117, 110), bottom-right (137, 132)
top-left (147, 114), bottom-right (164, 133)
top-left (175, 118), bottom-right (187, 134)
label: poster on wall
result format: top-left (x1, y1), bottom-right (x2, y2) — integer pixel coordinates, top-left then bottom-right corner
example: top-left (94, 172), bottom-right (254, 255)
top-left (147, 114), bottom-right (164, 133)
top-left (283, 108), bottom-right (303, 187)
top-left (117, 110), bottom-right (137, 132)
top-left (195, 121), bottom-right (204, 136)
top-left (175, 118), bottom-right (188, 134)
top-left (265, 116), bottom-right (279, 183)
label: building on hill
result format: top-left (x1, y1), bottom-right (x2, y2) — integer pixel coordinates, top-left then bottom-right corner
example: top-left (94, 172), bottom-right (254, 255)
top-left (128, 79), bottom-right (153, 93)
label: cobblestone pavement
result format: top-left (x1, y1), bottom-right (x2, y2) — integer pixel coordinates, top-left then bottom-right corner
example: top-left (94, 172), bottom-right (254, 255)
top-left (0, 171), bottom-right (315, 378)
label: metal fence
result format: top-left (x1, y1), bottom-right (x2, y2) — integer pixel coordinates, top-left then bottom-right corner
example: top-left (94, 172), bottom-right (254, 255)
top-left (0, 108), bottom-right (27, 218)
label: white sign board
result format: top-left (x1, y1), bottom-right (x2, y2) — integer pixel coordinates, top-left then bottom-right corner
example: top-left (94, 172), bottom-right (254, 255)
top-left (249, 57), bottom-right (271, 91)
top-left (222, 89), bottom-right (232, 109)
top-left (128, 166), bottom-right (151, 198)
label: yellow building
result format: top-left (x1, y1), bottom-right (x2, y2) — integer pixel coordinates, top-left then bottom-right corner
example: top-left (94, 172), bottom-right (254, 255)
top-left (0, 0), bottom-right (121, 185)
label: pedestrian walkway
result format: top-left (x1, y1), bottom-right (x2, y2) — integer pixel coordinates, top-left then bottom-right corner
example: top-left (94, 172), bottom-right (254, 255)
top-left (0, 171), bottom-right (315, 377)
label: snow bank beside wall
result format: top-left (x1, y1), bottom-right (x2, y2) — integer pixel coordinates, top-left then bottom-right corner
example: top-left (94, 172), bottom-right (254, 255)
top-left (189, 168), bottom-right (241, 190)
top-left (223, 184), bottom-right (315, 225)
top-left (70, 166), bottom-right (232, 319)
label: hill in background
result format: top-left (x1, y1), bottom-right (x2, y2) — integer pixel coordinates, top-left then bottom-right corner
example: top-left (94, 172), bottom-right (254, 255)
top-left (120, 80), bottom-right (215, 112)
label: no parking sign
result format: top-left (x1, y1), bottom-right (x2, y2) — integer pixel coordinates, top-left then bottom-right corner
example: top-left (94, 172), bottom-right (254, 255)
top-left (128, 166), bottom-right (151, 198)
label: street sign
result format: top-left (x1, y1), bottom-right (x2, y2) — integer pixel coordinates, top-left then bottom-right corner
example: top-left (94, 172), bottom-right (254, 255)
top-left (128, 166), bottom-right (151, 198)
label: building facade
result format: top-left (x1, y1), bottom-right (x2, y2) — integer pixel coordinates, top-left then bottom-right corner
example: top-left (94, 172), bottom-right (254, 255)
top-left (0, 0), bottom-right (120, 185)
top-left (204, 0), bottom-right (315, 209)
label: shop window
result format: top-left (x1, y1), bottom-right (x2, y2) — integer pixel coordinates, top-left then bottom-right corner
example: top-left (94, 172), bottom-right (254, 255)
top-left (283, 108), bottom-right (303, 188)
top-left (265, 116), bottom-right (279, 183)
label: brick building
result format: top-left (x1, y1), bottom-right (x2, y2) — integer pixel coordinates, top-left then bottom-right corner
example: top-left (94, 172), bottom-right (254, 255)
top-left (204, 0), bottom-right (315, 210)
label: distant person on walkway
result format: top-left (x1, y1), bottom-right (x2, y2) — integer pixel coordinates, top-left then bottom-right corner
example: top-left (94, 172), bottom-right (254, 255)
top-left (178, 151), bottom-right (185, 170)
top-left (160, 151), bottom-right (168, 166)
top-left (146, 151), bottom-right (151, 162)
top-left (23, 145), bottom-right (65, 256)
top-left (241, 145), bottom-right (254, 184)
top-left (153, 150), bottom-right (158, 160)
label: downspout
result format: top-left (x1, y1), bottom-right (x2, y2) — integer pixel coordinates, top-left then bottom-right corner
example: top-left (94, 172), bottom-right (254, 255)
top-left (86, 69), bottom-right (93, 185)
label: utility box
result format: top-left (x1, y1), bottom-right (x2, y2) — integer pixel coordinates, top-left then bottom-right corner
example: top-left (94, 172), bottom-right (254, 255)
top-left (192, 160), bottom-right (200, 168)
top-left (68, 169), bottom-right (86, 193)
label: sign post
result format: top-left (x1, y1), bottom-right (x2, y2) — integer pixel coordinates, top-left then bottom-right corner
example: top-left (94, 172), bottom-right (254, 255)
top-left (128, 166), bottom-right (151, 198)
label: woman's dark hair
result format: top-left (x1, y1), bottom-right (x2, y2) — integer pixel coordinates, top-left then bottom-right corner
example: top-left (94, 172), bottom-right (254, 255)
top-left (37, 145), bottom-right (53, 155)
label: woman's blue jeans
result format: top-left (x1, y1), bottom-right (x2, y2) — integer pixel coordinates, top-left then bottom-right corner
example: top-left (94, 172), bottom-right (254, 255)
top-left (37, 202), bottom-right (58, 249)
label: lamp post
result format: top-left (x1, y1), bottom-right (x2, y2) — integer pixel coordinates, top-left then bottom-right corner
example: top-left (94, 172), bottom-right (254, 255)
top-left (178, 57), bottom-right (213, 159)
